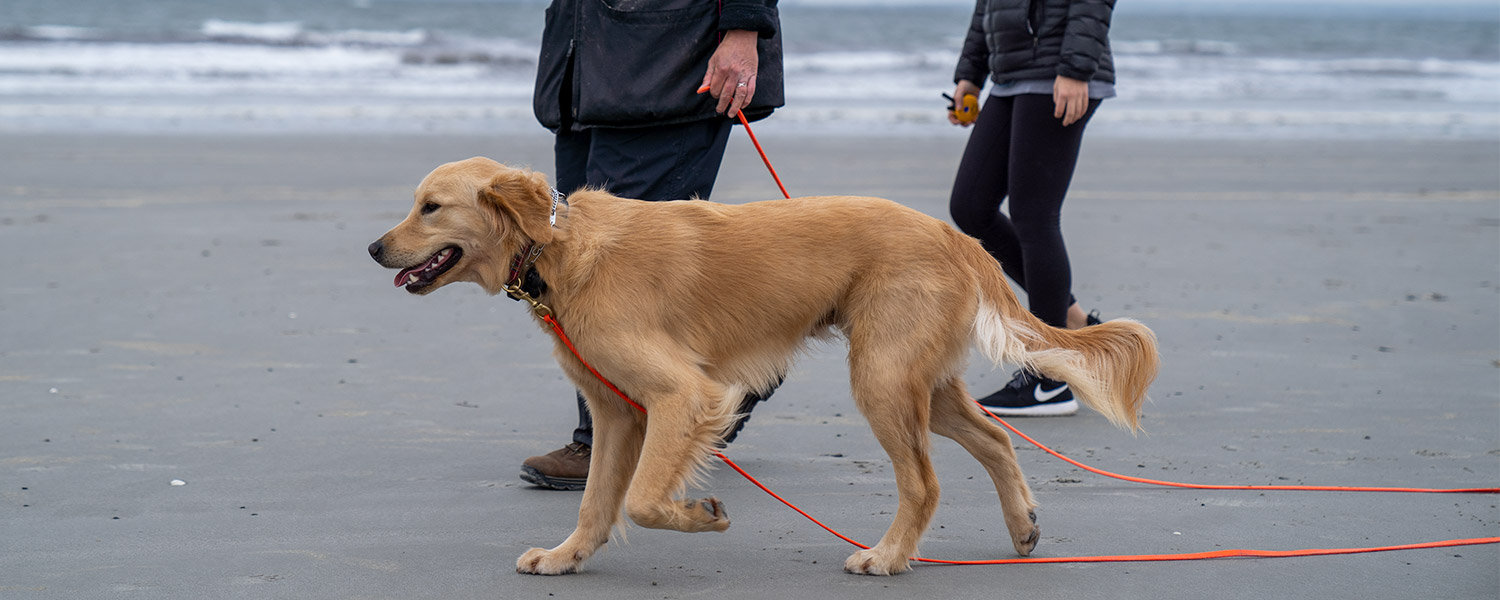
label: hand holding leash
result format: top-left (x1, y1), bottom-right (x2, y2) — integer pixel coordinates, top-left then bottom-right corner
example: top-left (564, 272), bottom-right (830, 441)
top-left (701, 30), bottom-right (759, 118)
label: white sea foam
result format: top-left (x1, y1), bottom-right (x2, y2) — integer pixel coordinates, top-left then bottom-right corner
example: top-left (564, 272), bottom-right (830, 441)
top-left (201, 19), bottom-right (305, 44)
top-left (21, 25), bottom-right (101, 41)
top-left (310, 28), bottom-right (429, 46)
top-left (0, 9), bottom-right (1493, 138)
top-left (0, 42), bottom-right (402, 80)
top-left (785, 50), bottom-right (957, 73)
top-left (1113, 39), bottom-right (1241, 56)
top-left (197, 19), bottom-right (428, 47)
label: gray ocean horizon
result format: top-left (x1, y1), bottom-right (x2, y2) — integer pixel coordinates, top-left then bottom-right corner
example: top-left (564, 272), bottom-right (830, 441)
top-left (0, 0), bottom-right (1496, 138)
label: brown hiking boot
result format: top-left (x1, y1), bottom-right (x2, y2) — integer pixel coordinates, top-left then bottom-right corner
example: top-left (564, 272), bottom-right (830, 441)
top-left (519, 442), bottom-right (590, 491)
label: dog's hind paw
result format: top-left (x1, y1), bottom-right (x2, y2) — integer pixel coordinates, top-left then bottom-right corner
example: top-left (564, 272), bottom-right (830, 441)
top-left (1011, 522), bottom-right (1041, 557)
top-left (843, 548), bottom-right (910, 576)
top-left (1002, 508), bottom-right (1040, 556)
top-left (516, 547), bottom-right (581, 576)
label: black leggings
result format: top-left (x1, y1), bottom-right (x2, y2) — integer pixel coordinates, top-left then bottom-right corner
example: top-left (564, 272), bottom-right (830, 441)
top-left (948, 93), bottom-right (1099, 328)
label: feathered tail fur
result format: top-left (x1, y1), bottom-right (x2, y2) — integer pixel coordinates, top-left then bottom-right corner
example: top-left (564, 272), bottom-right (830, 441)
top-left (963, 239), bottom-right (1159, 431)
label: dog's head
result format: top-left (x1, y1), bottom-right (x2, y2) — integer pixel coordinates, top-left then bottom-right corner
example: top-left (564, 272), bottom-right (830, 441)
top-left (368, 157), bottom-right (556, 295)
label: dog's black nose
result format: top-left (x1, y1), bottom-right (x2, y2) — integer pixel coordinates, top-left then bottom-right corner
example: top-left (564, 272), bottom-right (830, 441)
top-left (368, 240), bottom-right (384, 260)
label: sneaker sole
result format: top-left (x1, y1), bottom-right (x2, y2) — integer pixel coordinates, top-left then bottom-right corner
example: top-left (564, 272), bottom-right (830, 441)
top-left (978, 399), bottom-right (1079, 417)
top-left (519, 466), bottom-right (587, 491)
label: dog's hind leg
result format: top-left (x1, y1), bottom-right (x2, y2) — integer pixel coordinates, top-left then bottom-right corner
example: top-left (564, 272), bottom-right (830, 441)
top-left (929, 376), bottom-right (1040, 556)
top-left (842, 364), bottom-right (941, 576)
top-left (517, 394), bottom-right (645, 575)
top-left (622, 377), bottom-right (735, 534)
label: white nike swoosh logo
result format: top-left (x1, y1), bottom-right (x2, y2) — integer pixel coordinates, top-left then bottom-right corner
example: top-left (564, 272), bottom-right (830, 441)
top-left (1034, 382), bottom-right (1069, 402)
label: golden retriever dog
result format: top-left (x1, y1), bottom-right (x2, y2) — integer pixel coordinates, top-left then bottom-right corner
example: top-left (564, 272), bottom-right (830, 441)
top-left (369, 157), bottom-right (1159, 576)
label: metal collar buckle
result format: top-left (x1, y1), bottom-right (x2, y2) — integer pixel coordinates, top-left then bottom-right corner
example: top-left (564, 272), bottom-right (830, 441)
top-left (502, 187), bottom-right (566, 316)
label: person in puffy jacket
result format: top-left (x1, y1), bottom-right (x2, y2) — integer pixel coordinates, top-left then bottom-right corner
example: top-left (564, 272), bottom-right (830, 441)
top-left (520, 0), bottom-right (783, 491)
top-left (947, 0), bottom-right (1116, 417)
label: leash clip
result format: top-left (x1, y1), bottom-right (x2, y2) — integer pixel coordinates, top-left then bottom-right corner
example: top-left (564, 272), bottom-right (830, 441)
top-left (503, 279), bottom-right (552, 318)
top-left (501, 187), bottom-right (565, 318)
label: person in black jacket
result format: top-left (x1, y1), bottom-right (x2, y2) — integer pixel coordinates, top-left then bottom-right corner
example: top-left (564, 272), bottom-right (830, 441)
top-left (947, 0), bottom-right (1115, 417)
top-left (520, 0), bottom-right (784, 491)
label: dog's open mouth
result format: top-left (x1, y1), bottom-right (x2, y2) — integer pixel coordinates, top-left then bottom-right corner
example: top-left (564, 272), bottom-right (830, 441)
top-left (394, 246), bottom-right (462, 293)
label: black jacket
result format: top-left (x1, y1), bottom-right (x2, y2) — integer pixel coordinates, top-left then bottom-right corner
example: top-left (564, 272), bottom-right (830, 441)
top-left (533, 0), bottom-right (784, 131)
top-left (954, 0), bottom-right (1114, 86)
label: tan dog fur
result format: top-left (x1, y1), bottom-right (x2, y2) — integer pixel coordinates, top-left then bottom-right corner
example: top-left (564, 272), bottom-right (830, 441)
top-left (371, 157), bottom-right (1160, 576)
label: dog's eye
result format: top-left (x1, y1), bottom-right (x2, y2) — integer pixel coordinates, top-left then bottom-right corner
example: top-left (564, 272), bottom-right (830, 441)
top-left (421, 202), bottom-right (440, 215)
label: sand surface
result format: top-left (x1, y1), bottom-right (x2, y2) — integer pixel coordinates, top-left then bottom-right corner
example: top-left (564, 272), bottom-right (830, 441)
top-left (1, 131), bottom-right (1496, 599)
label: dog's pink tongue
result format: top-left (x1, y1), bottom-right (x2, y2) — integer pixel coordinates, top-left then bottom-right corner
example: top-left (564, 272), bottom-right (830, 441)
top-left (394, 266), bottom-right (419, 287)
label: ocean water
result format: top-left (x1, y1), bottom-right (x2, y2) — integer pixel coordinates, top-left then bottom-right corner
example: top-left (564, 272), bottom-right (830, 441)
top-left (0, 0), bottom-right (1496, 138)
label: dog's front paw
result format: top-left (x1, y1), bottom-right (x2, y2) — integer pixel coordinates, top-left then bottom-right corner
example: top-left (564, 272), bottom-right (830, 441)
top-left (516, 547), bottom-right (581, 576)
top-left (628, 496), bottom-right (731, 532)
top-left (843, 548), bottom-right (910, 576)
top-left (685, 497), bottom-right (731, 533)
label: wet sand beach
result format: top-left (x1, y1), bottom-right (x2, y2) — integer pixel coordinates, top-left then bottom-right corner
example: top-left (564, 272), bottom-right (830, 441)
top-left (1, 131), bottom-right (1496, 599)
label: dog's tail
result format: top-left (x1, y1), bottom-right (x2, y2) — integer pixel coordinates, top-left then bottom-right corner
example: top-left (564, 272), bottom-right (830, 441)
top-left (963, 238), bottom-right (1159, 431)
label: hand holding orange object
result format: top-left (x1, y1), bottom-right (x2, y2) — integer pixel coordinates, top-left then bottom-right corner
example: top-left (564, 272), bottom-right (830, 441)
top-left (954, 93), bottom-right (979, 124)
top-left (945, 79), bottom-right (982, 126)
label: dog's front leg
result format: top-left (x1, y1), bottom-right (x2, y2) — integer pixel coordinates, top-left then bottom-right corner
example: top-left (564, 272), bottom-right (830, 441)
top-left (623, 389), bottom-right (731, 533)
top-left (517, 406), bottom-right (644, 575)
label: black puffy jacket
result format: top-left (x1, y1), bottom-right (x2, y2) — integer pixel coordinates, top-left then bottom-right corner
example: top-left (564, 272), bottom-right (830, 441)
top-left (954, 0), bottom-right (1114, 86)
top-left (533, 0), bottom-right (784, 131)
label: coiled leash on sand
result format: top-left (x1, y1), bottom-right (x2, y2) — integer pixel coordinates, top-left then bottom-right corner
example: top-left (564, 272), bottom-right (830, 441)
top-left (517, 88), bottom-right (1499, 565)
top-left (544, 308), bottom-right (1498, 565)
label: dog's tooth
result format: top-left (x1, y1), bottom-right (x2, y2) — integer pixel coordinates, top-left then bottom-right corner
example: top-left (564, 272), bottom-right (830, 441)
top-left (407, 273), bottom-right (418, 285)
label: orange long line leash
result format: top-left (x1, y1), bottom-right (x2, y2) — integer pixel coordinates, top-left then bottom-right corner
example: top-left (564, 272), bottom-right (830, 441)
top-left (731, 110), bottom-right (790, 199)
top-left (543, 314), bottom-right (1499, 565)
top-left (982, 406), bottom-right (1500, 495)
top-left (532, 97), bottom-right (1499, 563)
top-left (698, 84), bottom-right (790, 199)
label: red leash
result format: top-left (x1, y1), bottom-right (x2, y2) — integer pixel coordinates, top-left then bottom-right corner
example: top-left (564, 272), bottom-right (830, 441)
top-left (540, 310), bottom-right (1498, 564)
top-left (981, 405), bottom-right (1500, 495)
top-left (525, 93), bottom-right (1499, 563)
top-left (732, 110), bottom-right (789, 199)
top-left (693, 94), bottom-right (1497, 498)
top-left (543, 315), bottom-right (645, 415)
top-left (698, 84), bottom-right (789, 199)
top-left (720, 451), bottom-right (1500, 565)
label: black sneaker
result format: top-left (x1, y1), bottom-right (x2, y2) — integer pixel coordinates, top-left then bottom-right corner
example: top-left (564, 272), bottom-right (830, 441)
top-left (1085, 309), bottom-right (1103, 326)
top-left (977, 369), bottom-right (1079, 417)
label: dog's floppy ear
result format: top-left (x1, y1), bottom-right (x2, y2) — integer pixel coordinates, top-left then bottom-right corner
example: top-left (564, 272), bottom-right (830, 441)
top-left (480, 168), bottom-right (555, 246)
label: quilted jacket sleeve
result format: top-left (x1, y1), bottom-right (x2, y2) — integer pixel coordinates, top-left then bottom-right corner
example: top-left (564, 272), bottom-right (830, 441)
top-left (1057, 0), bottom-right (1113, 80)
top-left (953, 0), bottom-right (990, 84)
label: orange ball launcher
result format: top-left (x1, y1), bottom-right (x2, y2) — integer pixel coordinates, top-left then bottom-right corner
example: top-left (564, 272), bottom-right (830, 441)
top-left (944, 92), bottom-right (979, 124)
